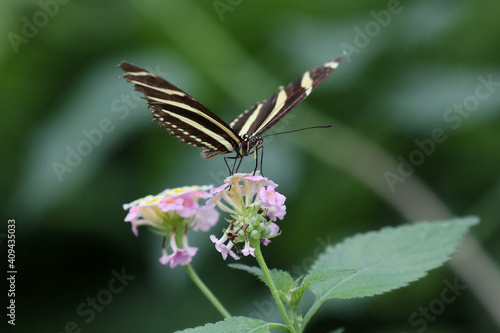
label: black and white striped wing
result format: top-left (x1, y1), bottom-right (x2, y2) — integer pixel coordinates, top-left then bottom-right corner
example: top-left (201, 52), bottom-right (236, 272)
top-left (119, 61), bottom-right (242, 158)
top-left (229, 54), bottom-right (345, 137)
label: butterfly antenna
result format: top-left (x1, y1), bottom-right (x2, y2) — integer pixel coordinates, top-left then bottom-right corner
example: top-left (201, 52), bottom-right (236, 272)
top-left (262, 125), bottom-right (332, 138)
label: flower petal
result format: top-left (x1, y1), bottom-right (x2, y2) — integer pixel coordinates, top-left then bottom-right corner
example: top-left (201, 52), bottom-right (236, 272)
top-left (192, 206), bottom-right (219, 232)
top-left (167, 247), bottom-right (198, 268)
top-left (241, 240), bottom-right (255, 257)
top-left (175, 195), bottom-right (199, 218)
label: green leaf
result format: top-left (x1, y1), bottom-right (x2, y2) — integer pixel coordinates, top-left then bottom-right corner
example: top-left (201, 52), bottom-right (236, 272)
top-left (290, 269), bottom-right (357, 313)
top-left (175, 316), bottom-right (271, 333)
top-left (302, 269), bottom-right (357, 287)
top-left (229, 264), bottom-right (296, 294)
top-left (309, 217), bottom-right (478, 301)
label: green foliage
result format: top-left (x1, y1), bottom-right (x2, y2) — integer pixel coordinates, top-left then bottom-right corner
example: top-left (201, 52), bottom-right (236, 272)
top-left (175, 316), bottom-right (272, 333)
top-left (229, 264), bottom-right (296, 294)
top-left (309, 217), bottom-right (478, 301)
top-left (229, 264), bottom-right (356, 318)
top-left (213, 217), bottom-right (478, 332)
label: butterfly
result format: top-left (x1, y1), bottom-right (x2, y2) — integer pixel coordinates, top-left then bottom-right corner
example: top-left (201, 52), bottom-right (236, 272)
top-left (119, 54), bottom-right (344, 173)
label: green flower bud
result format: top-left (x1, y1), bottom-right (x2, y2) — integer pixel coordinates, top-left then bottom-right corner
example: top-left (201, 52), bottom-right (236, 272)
top-left (250, 229), bottom-right (261, 240)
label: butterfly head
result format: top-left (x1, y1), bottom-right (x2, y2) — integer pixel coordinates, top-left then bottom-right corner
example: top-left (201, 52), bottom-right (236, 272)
top-left (239, 134), bottom-right (263, 157)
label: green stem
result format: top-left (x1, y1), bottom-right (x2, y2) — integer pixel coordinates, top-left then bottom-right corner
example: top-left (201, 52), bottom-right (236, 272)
top-left (254, 242), bottom-right (297, 333)
top-left (302, 299), bottom-right (322, 328)
top-left (185, 264), bottom-right (231, 318)
top-left (269, 323), bottom-right (291, 332)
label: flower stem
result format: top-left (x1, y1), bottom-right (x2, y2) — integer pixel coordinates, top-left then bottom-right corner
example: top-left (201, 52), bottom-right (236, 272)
top-left (254, 242), bottom-right (297, 333)
top-left (185, 264), bottom-right (231, 318)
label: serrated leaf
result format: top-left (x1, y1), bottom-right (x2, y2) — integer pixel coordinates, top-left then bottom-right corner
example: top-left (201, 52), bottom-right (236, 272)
top-left (290, 285), bottom-right (306, 310)
top-left (175, 316), bottom-right (271, 333)
top-left (309, 217), bottom-right (478, 301)
top-left (302, 269), bottom-right (357, 286)
top-left (229, 264), bottom-right (296, 294)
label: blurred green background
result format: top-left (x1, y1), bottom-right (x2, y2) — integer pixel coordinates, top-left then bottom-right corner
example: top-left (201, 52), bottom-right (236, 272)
top-left (1, 0), bottom-right (500, 332)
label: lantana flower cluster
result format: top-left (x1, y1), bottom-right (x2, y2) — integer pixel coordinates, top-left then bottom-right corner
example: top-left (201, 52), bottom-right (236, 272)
top-left (123, 185), bottom-right (219, 268)
top-left (208, 173), bottom-right (286, 260)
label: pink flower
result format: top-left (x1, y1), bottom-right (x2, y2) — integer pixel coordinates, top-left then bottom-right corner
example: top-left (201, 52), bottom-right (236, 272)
top-left (158, 196), bottom-right (184, 212)
top-left (266, 204), bottom-right (287, 221)
top-left (261, 238), bottom-right (271, 246)
top-left (169, 247), bottom-right (198, 267)
top-left (124, 206), bottom-right (141, 222)
top-left (176, 195), bottom-right (199, 218)
top-left (241, 174), bottom-right (277, 187)
top-left (207, 172), bottom-right (286, 260)
top-left (159, 248), bottom-right (198, 267)
top-left (259, 187), bottom-right (286, 221)
top-left (124, 206), bottom-right (163, 236)
top-left (241, 239), bottom-right (255, 257)
top-left (210, 183), bottom-right (230, 196)
top-left (123, 185), bottom-right (218, 267)
top-left (158, 194), bottom-right (204, 218)
top-left (191, 206), bottom-right (219, 232)
top-left (268, 222), bottom-right (280, 236)
top-left (259, 187), bottom-right (285, 206)
top-left (210, 234), bottom-right (240, 260)
top-left (191, 190), bottom-right (212, 199)
top-left (159, 234), bottom-right (198, 268)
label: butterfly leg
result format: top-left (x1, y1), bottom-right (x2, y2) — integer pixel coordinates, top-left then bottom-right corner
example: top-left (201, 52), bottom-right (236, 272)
top-left (259, 145), bottom-right (264, 176)
top-left (224, 156), bottom-right (232, 175)
top-left (224, 155), bottom-right (244, 175)
top-left (224, 156), bottom-right (237, 175)
top-left (252, 150), bottom-right (258, 175)
top-left (234, 156), bottom-right (244, 174)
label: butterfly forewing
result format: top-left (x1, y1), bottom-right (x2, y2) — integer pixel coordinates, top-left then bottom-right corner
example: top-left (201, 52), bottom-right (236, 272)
top-left (229, 54), bottom-right (345, 137)
top-left (119, 61), bottom-right (242, 157)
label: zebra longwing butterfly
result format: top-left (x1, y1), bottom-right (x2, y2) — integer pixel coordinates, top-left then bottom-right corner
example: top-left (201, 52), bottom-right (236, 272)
top-left (119, 54), bottom-right (344, 172)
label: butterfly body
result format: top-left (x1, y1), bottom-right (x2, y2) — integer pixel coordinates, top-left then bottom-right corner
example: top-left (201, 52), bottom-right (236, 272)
top-left (119, 55), bottom-right (344, 170)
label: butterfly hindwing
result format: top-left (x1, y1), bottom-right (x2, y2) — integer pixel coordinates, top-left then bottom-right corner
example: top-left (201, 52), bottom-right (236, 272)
top-left (119, 61), bottom-right (242, 157)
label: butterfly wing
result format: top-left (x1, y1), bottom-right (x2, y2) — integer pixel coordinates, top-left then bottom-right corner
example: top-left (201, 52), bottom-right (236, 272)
top-left (230, 54), bottom-right (345, 137)
top-left (119, 61), bottom-right (242, 158)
